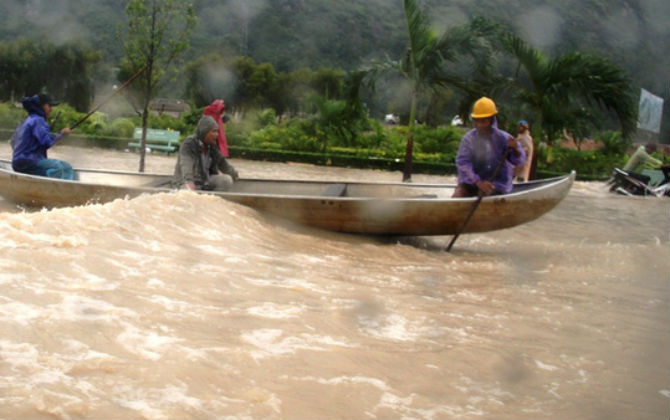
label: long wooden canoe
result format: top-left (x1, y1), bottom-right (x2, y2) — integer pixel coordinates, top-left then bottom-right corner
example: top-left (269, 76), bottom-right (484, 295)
top-left (0, 159), bottom-right (575, 235)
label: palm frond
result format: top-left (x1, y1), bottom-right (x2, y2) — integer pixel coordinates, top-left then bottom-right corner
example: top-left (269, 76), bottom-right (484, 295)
top-left (402, 0), bottom-right (437, 72)
top-left (547, 52), bottom-right (637, 138)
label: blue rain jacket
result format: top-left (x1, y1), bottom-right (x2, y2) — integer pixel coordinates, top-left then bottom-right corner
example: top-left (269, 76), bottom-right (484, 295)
top-left (11, 95), bottom-right (61, 171)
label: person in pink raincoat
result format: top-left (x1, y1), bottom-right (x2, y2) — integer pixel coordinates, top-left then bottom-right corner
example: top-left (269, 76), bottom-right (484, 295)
top-left (202, 99), bottom-right (229, 157)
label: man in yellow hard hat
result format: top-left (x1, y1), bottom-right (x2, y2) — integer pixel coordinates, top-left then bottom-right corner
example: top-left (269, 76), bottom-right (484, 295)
top-left (453, 97), bottom-right (526, 197)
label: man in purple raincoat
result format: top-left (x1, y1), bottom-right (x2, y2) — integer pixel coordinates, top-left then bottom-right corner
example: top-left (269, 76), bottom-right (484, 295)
top-left (453, 97), bottom-right (526, 197)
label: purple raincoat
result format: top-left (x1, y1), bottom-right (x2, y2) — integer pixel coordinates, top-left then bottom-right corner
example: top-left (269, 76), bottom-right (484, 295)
top-left (455, 120), bottom-right (526, 194)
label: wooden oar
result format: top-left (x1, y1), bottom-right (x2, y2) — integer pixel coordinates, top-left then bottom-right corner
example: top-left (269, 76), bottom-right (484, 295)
top-left (70, 66), bottom-right (147, 130)
top-left (445, 147), bottom-right (512, 252)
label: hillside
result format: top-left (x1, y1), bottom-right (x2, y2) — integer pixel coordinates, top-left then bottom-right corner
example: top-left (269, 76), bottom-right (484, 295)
top-left (1, 0), bottom-right (668, 108)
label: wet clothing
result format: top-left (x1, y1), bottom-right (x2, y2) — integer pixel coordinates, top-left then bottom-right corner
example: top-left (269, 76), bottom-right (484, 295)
top-left (623, 145), bottom-right (662, 173)
top-left (173, 116), bottom-right (238, 190)
top-left (20, 159), bottom-right (74, 180)
top-left (202, 99), bottom-right (229, 157)
top-left (455, 122), bottom-right (526, 194)
top-left (11, 95), bottom-right (73, 180)
top-left (514, 131), bottom-right (534, 182)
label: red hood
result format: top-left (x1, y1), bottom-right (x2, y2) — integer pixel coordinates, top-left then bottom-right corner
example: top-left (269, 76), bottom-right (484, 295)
top-left (203, 99), bottom-right (225, 117)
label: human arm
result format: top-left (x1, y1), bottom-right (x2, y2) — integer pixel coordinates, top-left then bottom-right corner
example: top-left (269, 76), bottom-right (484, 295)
top-left (506, 135), bottom-right (526, 166)
top-left (475, 179), bottom-right (496, 195)
top-left (29, 117), bottom-right (65, 148)
top-left (454, 132), bottom-right (481, 186)
top-left (213, 147), bottom-right (239, 180)
top-left (623, 146), bottom-right (662, 172)
top-left (177, 139), bottom-right (200, 190)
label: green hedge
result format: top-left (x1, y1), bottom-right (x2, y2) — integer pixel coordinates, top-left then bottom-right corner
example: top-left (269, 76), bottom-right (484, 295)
top-left (229, 145), bottom-right (456, 174)
top-left (0, 102), bottom-right (631, 181)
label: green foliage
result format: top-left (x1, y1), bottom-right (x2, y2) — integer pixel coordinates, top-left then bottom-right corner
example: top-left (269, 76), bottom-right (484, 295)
top-left (47, 104), bottom-right (87, 132)
top-left (0, 102), bottom-right (24, 128)
top-left (255, 108), bottom-right (277, 127)
top-left (366, 0), bottom-right (493, 180)
top-left (109, 118), bottom-right (136, 138)
top-left (483, 25), bottom-right (638, 145)
top-left (412, 124), bottom-right (464, 155)
top-left (119, 0), bottom-right (197, 171)
top-left (246, 121), bottom-right (321, 152)
top-left (0, 38), bottom-right (102, 111)
top-left (0, 1), bottom-right (665, 142)
top-left (595, 130), bottom-right (630, 155)
top-left (311, 68), bottom-right (345, 99)
top-left (182, 53), bottom-right (230, 107)
top-left (120, 0), bottom-right (197, 86)
top-left (536, 146), bottom-right (624, 178)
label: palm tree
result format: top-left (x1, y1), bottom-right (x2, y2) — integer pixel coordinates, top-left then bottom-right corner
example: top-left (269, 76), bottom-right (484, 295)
top-left (367, 0), bottom-right (493, 182)
top-left (497, 30), bottom-right (637, 145)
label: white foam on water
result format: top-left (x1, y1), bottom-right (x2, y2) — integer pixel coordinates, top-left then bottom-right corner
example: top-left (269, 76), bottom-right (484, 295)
top-left (116, 322), bottom-right (182, 361)
top-left (61, 265), bottom-right (118, 291)
top-left (288, 374), bottom-right (467, 417)
top-left (375, 390), bottom-right (479, 419)
top-left (246, 302), bottom-right (302, 319)
top-left (295, 254), bottom-right (328, 264)
top-left (157, 383), bottom-right (203, 410)
top-left (48, 294), bottom-right (135, 322)
top-left (139, 239), bottom-right (167, 252)
top-left (0, 340), bottom-right (39, 369)
top-left (244, 277), bottom-right (331, 295)
top-left (357, 313), bottom-right (444, 342)
top-left (60, 339), bottom-right (117, 365)
top-left (147, 278), bottom-right (166, 288)
top-left (308, 375), bottom-right (389, 391)
top-left (223, 256), bottom-right (247, 264)
top-left (146, 295), bottom-right (192, 312)
top-left (0, 239), bottom-right (20, 249)
top-left (195, 244), bottom-right (227, 256)
top-left (241, 328), bottom-right (354, 361)
top-left (29, 368), bottom-right (71, 385)
top-left (116, 398), bottom-right (166, 419)
top-left (450, 289), bottom-right (487, 302)
top-left (534, 359), bottom-right (560, 372)
top-left (546, 382), bottom-right (562, 399)
top-left (0, 301), bottom-right (43, 325)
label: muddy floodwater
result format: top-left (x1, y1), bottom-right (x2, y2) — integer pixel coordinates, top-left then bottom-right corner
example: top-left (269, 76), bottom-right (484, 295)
top-left (1, 143), bottom-right (668, 419)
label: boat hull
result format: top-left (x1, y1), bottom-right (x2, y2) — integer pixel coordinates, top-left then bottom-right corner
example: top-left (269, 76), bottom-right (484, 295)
top-left (0, 159), bottom-right (575, 235)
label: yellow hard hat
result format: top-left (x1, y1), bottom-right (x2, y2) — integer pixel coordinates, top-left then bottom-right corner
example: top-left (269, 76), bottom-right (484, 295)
top-left (471, 97), bottom-right (498, 119)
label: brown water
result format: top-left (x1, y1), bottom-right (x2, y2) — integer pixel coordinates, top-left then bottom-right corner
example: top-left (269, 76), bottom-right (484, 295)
top-left (1, 143), bottom-right (669, 419)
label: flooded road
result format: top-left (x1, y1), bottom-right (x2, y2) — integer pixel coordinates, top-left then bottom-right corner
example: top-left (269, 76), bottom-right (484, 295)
top-left (1, 144), bottom-right (668, 419)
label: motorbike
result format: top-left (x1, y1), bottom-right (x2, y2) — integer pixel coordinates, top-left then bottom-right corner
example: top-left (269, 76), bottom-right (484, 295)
top-left (608, 167), bottom-right (670, 197)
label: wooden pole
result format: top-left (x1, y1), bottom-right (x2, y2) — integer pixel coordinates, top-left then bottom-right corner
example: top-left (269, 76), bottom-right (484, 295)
top-left (445, 147), bottom-right (512, 252)
top-left (70, 66), bottom-right (147, 130)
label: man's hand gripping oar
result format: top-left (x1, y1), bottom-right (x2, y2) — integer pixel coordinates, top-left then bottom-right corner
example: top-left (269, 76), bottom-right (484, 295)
top-left (445, 137), bottom-right (518, 252)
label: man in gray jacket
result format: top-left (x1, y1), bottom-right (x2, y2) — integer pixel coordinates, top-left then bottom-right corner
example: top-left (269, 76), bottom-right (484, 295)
top-left (173, 116), bottom-right (239, 191)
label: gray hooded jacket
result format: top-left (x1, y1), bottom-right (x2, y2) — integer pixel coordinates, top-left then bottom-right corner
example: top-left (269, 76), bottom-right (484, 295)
top-left (172, 116), bottom-right (238, 189)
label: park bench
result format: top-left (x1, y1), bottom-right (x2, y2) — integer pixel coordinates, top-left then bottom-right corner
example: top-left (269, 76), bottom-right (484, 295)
top-left (128, 128), bottom-right (180, 154)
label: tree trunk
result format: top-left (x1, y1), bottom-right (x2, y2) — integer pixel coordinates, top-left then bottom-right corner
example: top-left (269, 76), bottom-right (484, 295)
top-left (139, 105), bottom-right (149, 173)
top-left (402, 92), bottom-right (418, 182)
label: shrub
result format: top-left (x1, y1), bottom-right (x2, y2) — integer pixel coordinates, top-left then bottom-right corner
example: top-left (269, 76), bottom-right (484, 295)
top-left (536, 145), bottom-right (625, 178)
top-left (108, 118), bottom-right (135, 138)
top-left (413, 124), bottom-right (464, 155)
top-left (596, 130), bottom-right (629, 155)
top-left (0, 102), bottom-right (24, 128)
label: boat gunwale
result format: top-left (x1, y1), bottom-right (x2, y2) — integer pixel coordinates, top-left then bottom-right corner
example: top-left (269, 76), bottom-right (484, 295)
top-left (1, 158), bottom-right (575, 202)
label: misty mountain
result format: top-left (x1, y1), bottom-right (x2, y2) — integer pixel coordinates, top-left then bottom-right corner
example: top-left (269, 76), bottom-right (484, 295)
top-left (1, 0), bottom-right (668, 100)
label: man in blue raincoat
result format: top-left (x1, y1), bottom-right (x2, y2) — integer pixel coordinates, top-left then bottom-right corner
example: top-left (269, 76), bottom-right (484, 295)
top-left (11, 93), bottom-right (74, 180)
